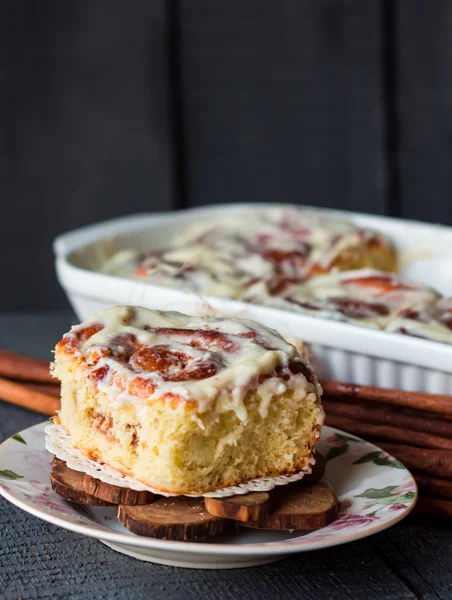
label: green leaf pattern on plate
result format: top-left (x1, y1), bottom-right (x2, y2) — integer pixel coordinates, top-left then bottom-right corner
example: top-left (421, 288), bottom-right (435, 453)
top-left (326, 444), bottom-right (348, 461)
top-left (349, 481), bottom-right (416, 517)
top-left (353, 451), bottom-right (381, 464)
top-left (12, 434), bottom-right (27, 445)
top-left (356, 485), bottom-right (399, 498)
top-left (325, 433), bottom-right (360, 461)
top-left (335, 433), bottom-right (360, 443)
top-left (0, 469), bottom-right (24, 480)
top-left (353, 450), bottom-right (405, 469)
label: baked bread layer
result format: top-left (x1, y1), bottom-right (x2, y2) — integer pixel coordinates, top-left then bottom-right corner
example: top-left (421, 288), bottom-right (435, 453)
top-left (53, 306), bottom-right (323, 494)
top-left (57, 356), bottom-right (322, 493)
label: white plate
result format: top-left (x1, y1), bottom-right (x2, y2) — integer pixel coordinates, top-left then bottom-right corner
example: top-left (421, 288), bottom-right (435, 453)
top-left (0, 422), bottom-right (417, 569)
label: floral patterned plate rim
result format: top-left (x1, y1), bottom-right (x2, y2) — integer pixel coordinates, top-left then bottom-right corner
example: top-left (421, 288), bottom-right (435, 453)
top-left (0, 422), bottom-right (417, 569)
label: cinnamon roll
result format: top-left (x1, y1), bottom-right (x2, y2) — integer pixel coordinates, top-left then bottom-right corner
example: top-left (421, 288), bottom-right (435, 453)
top-left (52, 306), bottom-right (323, 494)
top-left (102, 208), bottom-right (396, 299)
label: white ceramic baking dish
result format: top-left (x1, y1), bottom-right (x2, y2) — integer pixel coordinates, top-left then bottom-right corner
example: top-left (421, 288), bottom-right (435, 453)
top-left (54, 203), bottom-right (452, 394)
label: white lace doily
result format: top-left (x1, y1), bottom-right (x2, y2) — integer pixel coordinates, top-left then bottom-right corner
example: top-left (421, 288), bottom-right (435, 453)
top-left (45, 423), bottom-right (316, 498)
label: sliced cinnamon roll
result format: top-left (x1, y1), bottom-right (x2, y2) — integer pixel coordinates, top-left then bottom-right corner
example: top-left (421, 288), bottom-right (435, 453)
top-left (52, 306), bottom-right (323, 494)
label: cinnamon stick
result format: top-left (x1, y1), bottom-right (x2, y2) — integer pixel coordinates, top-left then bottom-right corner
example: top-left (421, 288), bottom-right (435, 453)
top-left (26, 382), bottom-right (61, 398)
top-left (378, 443), bottom-right (452, 480)
top-left (321, 380), bottom-right (452, 418)
top-left (0, 349), bottom-right (54, 384)
top-left (414, 496), bottom-right (452, 519)
top-left (0, 375), bottom-right (59, 416)
top-left (325, 414), bottom-right (452, 450)
top-left (414, 474), bottom-right (452, 501)
top-left (322, 398), bottom-right (452, 439)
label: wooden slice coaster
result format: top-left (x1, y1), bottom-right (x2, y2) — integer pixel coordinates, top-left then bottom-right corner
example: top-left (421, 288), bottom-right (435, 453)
top-left (204, 452), bottom-right (326, 522)
top-left (82, 472), bottom-right (154, 505)
top-left (205, 491), bottom-right (270, 522)
top-left (50, 451), bottom-right (335, 537)
top-left (50, 458), bottom-right (113, 507)
top-left (241, 482), bottom-right (338, 531)
top-left (118, 496), bottom-right (229, 541)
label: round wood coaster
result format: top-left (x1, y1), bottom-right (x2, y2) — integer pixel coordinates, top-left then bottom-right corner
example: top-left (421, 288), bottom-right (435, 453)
top-left (50, 458), bottom-right (114, 507)
top-left (118, 496), bottom-right (229, 541)
top-left (240, 482), bottom-right (338, 531)
top-left (82, 472), bottom-right (154, 505)
top-left (204, 451), bottom-right (327, 523)
top-left (204, 491), bottom-right (270, 522)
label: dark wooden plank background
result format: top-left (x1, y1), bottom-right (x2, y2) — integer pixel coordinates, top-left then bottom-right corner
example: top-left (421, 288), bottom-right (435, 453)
top-left (180, 0), bottom-right (386, 213)
top-left (396, 0), bottom-right (452, 224)
top-left (0, 0), bottom-right (449, 310)
top-left (0, 0), bottom-right (175, 310)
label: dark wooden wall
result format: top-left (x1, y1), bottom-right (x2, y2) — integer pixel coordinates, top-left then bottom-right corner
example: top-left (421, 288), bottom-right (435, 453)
top-left (0, 0), bottom-right (450, 310)
top-left (180, 1), bottom-right (386, 213)
top-left (396, 0), bottom-right (452, 223)
top-left (0, 1), bottom-right (174, 310)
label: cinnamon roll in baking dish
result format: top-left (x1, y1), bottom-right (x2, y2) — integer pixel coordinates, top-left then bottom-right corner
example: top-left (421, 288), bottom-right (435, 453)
top-left (102, 208), bottom-right (397, 299)
top-left (52, 306), bottom-right (323, 494)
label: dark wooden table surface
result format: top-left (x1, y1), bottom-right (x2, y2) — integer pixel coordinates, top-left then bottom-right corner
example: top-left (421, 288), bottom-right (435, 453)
top-left (1, 312), bottom-right (452, 600)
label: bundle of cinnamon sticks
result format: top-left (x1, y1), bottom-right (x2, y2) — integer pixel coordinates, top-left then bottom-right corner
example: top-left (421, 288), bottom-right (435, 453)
top-left (1, 348), bottom-right (452, 519)
top-left (322, 380), bottom-right (452, 519)
top-left (0, 349), bottom-right (60, 415)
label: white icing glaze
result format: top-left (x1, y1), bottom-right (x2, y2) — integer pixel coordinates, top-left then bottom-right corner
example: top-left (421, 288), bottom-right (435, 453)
top-left (59, 306), bottom-right (319, 422)
top-left (98, 207), bottom-right (452, 344)
top-left (385, 316), bottom-right (452, 343)
top-left (299, 268), bottom-right (438, 306)
top-left (102, 208), bottom-right (393, 300)
top-left (273, 268), bottom-right (440, 327)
